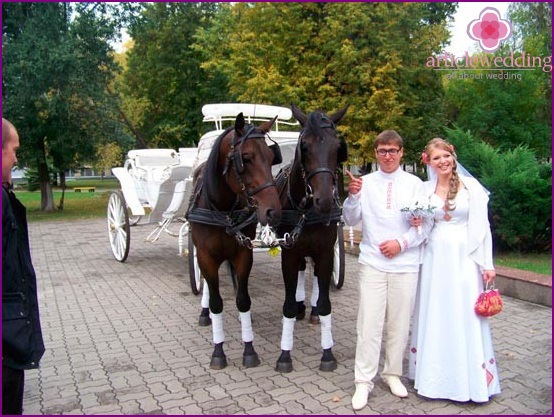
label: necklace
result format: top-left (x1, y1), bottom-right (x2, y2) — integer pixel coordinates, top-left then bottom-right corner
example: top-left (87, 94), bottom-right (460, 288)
top-left (436, 184), bottom-right (451, 220)
top-left (443, 204), bottom-right (451, 221)
top-left (435, 181), bottom-right (453, 220)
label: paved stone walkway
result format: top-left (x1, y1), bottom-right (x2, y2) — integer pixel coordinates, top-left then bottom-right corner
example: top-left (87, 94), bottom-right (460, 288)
top-left (23, 219), bottom-right (552, 415)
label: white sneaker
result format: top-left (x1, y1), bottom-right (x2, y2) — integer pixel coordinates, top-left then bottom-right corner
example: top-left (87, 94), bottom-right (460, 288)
top-left (351, 383), bottom-right (372, 410)
top-left (383, 376), bottom-right (408, 398)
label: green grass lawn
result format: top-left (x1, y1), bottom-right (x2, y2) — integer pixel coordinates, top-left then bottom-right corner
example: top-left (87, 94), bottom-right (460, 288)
top-left (16, 190), bottom-right (111, 222)
top-left (12, 179), bottom-right (552, 276)
top-left (495, 253), bottom-right (552, 276)
top-left (14, 178), bottom-right (118, 222)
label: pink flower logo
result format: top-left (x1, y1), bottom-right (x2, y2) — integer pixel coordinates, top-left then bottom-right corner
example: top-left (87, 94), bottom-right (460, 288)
top-left (467, 7), bottom-right (512, 53)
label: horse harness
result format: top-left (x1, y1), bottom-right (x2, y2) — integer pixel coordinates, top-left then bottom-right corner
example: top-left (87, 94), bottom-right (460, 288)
top-left (186, 125), bottom-right (280, 249)
top-left (277, 117), bottom-right (343, 248)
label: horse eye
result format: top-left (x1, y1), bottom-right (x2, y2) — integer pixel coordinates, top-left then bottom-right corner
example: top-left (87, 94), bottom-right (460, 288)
top-left (242, 154), bottom-right (252, 165)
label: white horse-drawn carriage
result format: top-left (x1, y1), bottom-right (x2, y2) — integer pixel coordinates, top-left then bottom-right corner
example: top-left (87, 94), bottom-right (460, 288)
top-left (107, 103), bottom-right (345, 293)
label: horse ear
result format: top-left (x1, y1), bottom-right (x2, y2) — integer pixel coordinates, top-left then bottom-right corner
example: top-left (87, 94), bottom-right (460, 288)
top-left (330, 104), bottom-right (349, 124)
top-left (259, 115), bottom-right (277, 133)
top-left (235, 112), bottom-right (246, 132)
top-left (291, 103), bottom-right (307, 126)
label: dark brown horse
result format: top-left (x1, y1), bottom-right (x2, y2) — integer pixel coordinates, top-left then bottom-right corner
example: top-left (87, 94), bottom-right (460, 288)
top-left (186, 112), bottom-right (282, 369)
top-left (274, 103), bottom-right (348, 373)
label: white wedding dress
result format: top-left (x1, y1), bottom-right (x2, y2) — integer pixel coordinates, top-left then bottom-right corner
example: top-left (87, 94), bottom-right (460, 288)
top-left (408, 189), bottom-right (501, 402)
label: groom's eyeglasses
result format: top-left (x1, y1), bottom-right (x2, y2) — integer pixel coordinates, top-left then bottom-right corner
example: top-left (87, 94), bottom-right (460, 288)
top-left (376, 148), bottom-right (401, 156)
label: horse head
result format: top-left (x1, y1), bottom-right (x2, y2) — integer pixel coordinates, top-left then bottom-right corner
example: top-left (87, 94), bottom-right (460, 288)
top-left (290, 104), bottom-right (349, 214)
top-left (212, 112), bottom-right (282, 226)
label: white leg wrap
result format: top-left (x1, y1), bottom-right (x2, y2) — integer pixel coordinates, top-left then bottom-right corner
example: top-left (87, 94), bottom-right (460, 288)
top-left (320, 314), bottom-right (334, 350)
top-left (211, 312), bottom-right (225, 344)
top-left (295, 270), bottom-right (306, 302)
top-left (201, 279), bottom-right (210, 309)
top-left (311, 275), bottom-right (319, 307)
top-left (239, 311), bottom-right (254, 343)
top-left (280, 316), bottom-right (296, 351)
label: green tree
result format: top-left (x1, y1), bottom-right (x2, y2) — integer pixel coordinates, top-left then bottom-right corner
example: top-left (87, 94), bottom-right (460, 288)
top-left (508, 1), bottom-right (552, 158)
top-left (444, 59), bottom-right (551, 156)
top-left (94, 142), bottom-right (123, 179)
top-left (443, 2), bottom-right (552, 159)
top-left (122, 2), bottom-right (227, 149)
top-left (2, 2), bottom-right (127, 210)
top-left (195, 2), bottom-right (456, 165)
top-left (446, 128), bottom-right (551, 252)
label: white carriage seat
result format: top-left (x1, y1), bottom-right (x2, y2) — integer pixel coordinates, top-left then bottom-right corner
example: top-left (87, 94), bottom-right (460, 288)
top-left (147, 165), bottom-right (191, 224)
top-left (125, 149), bottom-right (180, 208)
top-left (152, 147), bottom-right (198, 221)
top-left (127, 148), bottom-right (180, 181)
top-left (161, 176), bottom-right (194, 220)
top-left (178, 148), bottom-right (198, 168)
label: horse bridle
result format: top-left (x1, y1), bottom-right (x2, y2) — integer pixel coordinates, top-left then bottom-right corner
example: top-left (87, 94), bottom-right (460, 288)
top-left (278, 116), bottom-right (343, 246)
top-left (225, 125), bottom-right (278, 206)
top-left (295, 116), bottom-right (340, 205)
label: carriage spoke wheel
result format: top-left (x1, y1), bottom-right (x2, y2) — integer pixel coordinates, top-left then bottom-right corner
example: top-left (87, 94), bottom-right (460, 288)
top-left (107, 191), bottom-right (131, 262)
top-left (331, 223), bottom-right (345, 289)
top-left (188, 233), bottom-right (202, 295)
top-left (128, 213), bottom-right (142, 226)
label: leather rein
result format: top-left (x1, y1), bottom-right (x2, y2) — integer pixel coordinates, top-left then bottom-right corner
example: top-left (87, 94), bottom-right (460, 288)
top-left (278, 118), bottom-right (343, 247)
top-left (186, 126), bottom-right (277, 248)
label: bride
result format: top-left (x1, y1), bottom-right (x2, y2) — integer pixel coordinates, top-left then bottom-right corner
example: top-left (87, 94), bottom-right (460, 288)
top-left (408, 138), bottom-right (501, 402)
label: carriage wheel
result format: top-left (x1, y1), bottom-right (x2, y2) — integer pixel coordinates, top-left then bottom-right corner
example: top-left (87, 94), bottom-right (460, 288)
top-left (331, 223), bottom-right (345, 289)
top-left (107, 191), bottom-right (131, 262)
top-left (128, 213), bottom-right (142, 226)
top-left (188, 233), bottom-right (202, 295)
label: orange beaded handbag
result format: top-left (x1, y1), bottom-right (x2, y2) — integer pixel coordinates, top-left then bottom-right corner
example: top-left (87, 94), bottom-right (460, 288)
top-left (475, 282), bottom-right (504, 317)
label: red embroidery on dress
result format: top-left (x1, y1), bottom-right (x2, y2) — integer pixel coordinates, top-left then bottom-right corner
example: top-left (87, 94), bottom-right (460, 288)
top-left (481, 363), bottom-right (486, 369)
top-left (402, 238), bottom-right (408, 249)
top-left (386, 182), bottom-right (393, 209)
top-left (486, 369), bottom-right (494, 386)
top-left (411, 347), bottom-right (417, 353)
top-left (489, 358), bottom-right (495, 364)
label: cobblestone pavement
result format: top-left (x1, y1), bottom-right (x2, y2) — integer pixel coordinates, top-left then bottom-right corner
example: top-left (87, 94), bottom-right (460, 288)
top-left (23, 218), bottom-right (551, 415)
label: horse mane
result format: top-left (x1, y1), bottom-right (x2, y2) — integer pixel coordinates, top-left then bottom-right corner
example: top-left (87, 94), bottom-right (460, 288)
top-left (204, 126), bottom-right (234, 201)
top-left (305, 111), bottom-right (328, 140)
top-left (292, 110), bottom-right (329, 168)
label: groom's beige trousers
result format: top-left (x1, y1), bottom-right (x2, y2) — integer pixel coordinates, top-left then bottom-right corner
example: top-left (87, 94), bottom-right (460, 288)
top-left (354, 263), bottom-right (418, 390)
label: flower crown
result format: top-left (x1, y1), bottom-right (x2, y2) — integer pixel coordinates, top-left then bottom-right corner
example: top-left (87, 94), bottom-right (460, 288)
top-left (420, 152), bottom-right (430, 165)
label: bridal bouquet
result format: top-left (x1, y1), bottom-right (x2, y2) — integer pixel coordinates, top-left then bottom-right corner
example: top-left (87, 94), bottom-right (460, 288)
top-left (400, 201), bottom-right (435, 234)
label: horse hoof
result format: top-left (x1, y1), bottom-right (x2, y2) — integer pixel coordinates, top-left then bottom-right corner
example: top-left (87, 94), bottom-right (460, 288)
top-left (309, 314), bottom-right (320, 325)
top-left (198, 315), bottom-right (212, 327)
top-left (210, 356), bottom-right (227, 370)
top-left (275, 360), bottom-right (293, 373)
top-left (243, 353), bottom-right (261, 368)
top-left (319, 359), bottom-right (338, 372)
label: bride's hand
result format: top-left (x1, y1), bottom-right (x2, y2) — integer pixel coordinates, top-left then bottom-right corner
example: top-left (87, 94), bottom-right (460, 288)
top-left (483, 270), bottom-right (496, 283)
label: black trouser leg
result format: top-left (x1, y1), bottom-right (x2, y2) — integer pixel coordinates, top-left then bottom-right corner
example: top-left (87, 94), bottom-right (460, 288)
top-left (3, 365), bottom-right (24, 415)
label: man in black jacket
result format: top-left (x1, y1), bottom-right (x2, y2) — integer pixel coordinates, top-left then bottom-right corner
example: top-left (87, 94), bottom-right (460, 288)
top-left (2, 118), bottom-right (45, 415)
